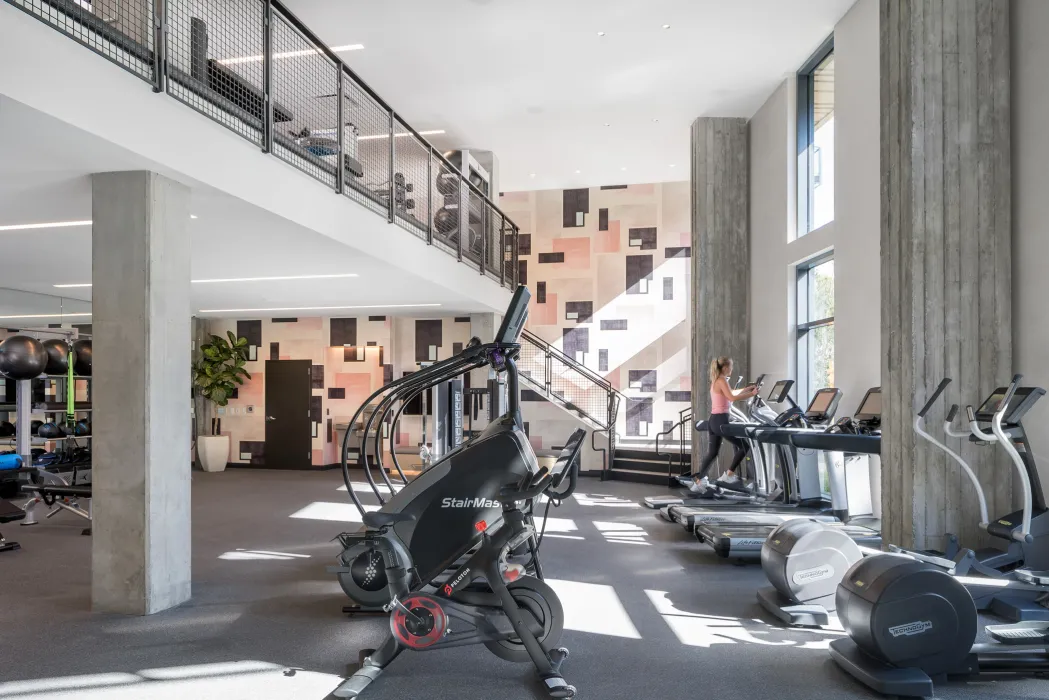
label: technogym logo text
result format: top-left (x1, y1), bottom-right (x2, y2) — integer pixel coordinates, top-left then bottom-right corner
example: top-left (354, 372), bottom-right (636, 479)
top-left (441, 497), bottom-right (500, 508)
top-left (792, 564), bottom-right (835, 585)
top-left (888, 620), bottom-right (933, 638)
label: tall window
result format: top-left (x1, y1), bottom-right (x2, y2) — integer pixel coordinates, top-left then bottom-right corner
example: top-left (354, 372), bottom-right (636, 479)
top-left (797, 37), bottom-right (835, 236)
top-left (797, 255), bottom-right (835, 406)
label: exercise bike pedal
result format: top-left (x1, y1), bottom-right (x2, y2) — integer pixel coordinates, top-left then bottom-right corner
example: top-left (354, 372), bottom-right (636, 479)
top-left (541, 674), bottom-right (576, 699)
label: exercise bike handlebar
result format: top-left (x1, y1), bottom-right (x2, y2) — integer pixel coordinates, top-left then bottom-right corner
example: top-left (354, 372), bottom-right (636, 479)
top-left (918, 377), bottom-right (953, 418)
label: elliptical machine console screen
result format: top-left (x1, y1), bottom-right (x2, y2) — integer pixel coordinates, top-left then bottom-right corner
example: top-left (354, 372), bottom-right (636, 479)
top-left (973, 386), bottom-right (1047, 424)
top-left (766, 380), bottom-right (794, 404)
top-left (494, 285), bottom-right (532, 344)
top-left (853, 387), bottom-right (882, 422)
top-left (805, 387), bottom-right (842, 422)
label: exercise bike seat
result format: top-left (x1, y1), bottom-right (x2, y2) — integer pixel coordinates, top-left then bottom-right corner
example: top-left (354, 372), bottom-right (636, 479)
top-left (363, 511), bottom-right (416, 530)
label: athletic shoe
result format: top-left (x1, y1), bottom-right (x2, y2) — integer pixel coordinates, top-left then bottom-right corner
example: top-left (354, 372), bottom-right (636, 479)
top-left (719, 473), bottom-right (740, 485)
top-left (687, 479), bottom-right (706, 494)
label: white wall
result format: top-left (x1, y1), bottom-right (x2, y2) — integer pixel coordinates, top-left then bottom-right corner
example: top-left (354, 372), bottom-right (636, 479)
top-left (749, 0), bottom-right (879, 417)
top-left (1012, 0), bottom-right (1049, 487)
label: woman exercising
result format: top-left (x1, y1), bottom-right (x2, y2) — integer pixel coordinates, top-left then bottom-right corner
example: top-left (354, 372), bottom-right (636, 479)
top-left (692, 356), bottom-right (758, 492)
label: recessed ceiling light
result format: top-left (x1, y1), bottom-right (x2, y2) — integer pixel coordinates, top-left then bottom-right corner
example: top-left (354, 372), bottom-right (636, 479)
top-left (198, 303), bottom-right (441, 314)
top-left (218, 44), bottom-right (364, 65)
top-left (652, 118), bottom-right (659, 123)
top-left (0, 312), bottom-right (92, 320)
top-left (357, 129), bottom-right (445, 141)
top-left (529, 173), bottom-right (536, 178)
top-left (190, 214), bottom-right (198, 219)
top-left (53, 273), bottom-right (361, 289)
top-left (597, 31), bottom-right (606, 37)
top-left (669, 164), bottom-right (676, 168)
top-left (603, 123), bottom-right (611, 127)
top-left (621, 167), bottom-right (627, 171)
top-left (574, 170), bottom-right (581, 174)
top-left (662, 24), bottom-right (671, 29)
top-left (193, 273), bottom-right (359, 284)
top-left (0, 220), bottom-right (92, 232)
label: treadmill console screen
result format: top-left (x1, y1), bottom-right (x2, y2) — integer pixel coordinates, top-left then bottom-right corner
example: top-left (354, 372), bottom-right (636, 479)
top-left (766, 380), bottom-right (793, 404)
top-left (495, 285), bottom-right (532, 344)
top-left (853, 387), bottom-right (882, 421)
top-left (806, 388), bottom-right (842, 420)
top-left (974, 386), bottom-right (1046, 424)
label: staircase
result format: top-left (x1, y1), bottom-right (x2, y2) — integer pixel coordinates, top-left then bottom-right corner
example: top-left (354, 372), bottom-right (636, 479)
top-left (517, 330), bottom-right (621, 473)
top-left (611, 409), bottom-right (693, 485)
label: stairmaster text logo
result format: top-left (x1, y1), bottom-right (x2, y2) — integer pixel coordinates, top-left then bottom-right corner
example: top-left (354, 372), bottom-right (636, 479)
top-left (791, 564), bottom-right (835, 585)
top-left (888, 620), bottom-right (933, 638)
top-left (441, 497), bottom-right (500, 508)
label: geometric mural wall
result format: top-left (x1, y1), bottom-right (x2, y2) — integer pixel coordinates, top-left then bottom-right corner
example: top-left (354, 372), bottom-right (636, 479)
top-left (500, 181), bottom-right (692, 444)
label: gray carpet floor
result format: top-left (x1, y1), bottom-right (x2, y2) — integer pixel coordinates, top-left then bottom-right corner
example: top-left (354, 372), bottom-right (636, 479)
top-left (0, 469), bottom-right (1046, 699)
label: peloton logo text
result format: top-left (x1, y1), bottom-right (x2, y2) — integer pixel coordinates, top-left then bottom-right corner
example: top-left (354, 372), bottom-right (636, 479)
top-left (888, 620), bottom-right (933, 638)
top-left (441, 497), bottom-right (501, 508)
top-left (444, 568), bottom-right (472, 596)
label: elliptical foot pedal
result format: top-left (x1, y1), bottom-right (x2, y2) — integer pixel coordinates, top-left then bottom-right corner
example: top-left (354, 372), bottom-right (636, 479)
top-left (332, 662), bottom-right (383, 698)
top-left (986, 622), bottom-right (1049, 645)
top-left (541, 675), bottom-right (576, 699)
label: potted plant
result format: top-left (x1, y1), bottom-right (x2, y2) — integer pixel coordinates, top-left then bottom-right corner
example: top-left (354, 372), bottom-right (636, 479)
top-left (193, 331), bottom-right (251, 472)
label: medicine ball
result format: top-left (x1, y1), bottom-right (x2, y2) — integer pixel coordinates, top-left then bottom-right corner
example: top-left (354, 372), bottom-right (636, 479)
top-left (435, 170), bottom-right (459, 196)
top-left (0, 421), bottom-right (14, 437)
top-left (72, 339), bottom-right (92, 376)
top-left (434, 206), bottom-right (459, 234)
top-left (74, 419), bottom-right (91, 436)
top-left (30, 420), bottom-right (43, 436)
top-left (37, 422), bottom-right (63, 439)
top-left (0, 335), bottom-right (48, 380)
top-left (42, 339), bottom-right (74, 376)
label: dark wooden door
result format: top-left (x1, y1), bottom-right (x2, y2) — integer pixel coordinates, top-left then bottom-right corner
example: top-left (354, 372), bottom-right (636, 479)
top-left (265, 360), bottom-right (312, 470)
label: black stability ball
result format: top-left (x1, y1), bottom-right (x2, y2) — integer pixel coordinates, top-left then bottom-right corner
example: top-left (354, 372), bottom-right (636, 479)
top-left (74, 419), bottom-right (91, 436)
top-left (42, 339), bottom-right (74, 376)
top-left (72, 339), bottom-right (92, 376)
top-left (434, 206), bottom-right (459, 234)
top-left (0, 335), bottom-right (48, 380)
top-left (30, 420), bottom-right (43, 436)
top-left (0, 421), bottom-right (14, 437)
top-left (37, 422), bottom-right (63, 439)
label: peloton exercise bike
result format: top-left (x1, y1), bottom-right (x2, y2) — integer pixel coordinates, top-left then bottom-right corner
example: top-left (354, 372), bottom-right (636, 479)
top-left (330, 286), bottom-right (580, 699)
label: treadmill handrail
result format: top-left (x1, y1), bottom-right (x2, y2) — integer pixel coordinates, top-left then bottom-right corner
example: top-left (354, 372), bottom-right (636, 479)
top-left (992, 375), bottom-right (1034, 541)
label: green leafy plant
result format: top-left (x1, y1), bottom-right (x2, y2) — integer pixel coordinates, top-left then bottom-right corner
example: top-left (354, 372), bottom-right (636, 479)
top-left (193, 332), bottom-right (251, 422)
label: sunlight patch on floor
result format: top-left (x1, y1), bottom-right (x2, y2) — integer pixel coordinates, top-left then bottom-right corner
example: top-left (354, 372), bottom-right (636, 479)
top-left (593, 520), bottom-right (650, 546)
top-left (547, 579), bottom-right (641, 639)
top-left (571, 492), bottom-right (642, 508)
top-left (289, 501), bottom-right (379, 523)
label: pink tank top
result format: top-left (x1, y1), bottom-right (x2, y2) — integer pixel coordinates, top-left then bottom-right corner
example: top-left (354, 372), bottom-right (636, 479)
top-left (711, 383), bottom-right (730, 414)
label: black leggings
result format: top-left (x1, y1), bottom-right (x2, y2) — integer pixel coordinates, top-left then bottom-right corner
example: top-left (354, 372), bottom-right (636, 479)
top-left (697, 413), bottom-right (750, 480)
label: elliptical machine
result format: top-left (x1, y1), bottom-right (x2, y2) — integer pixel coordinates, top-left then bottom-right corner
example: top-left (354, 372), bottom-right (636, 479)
top-left (330, 286), bottom-right (579, 699)
top-left (830, 376), bottom-right (1049, 697)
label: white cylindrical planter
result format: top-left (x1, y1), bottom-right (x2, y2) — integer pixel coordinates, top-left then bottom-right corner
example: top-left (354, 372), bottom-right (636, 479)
top-left (198, 435), bottom-right (230, 472)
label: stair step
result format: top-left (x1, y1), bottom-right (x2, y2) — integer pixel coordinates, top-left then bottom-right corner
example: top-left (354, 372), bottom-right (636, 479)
top-left (612, 457), bottom-right (673, 474)
top-left (606, 468), bottom-right (672, 486)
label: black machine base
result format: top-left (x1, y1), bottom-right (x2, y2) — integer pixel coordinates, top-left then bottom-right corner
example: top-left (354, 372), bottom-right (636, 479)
top-left (829, 637), bottom-right (944, 697)
top-left (756, 586), bottom-right (830, 627)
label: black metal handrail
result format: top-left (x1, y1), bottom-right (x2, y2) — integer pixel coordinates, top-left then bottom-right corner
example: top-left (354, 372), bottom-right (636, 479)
top-left (656, 415), bottom-right (691, 481)
top-left (5, 0), bottom-right (519, 288)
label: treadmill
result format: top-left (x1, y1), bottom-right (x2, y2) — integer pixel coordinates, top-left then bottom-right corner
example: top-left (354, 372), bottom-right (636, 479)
top-left (663, 386), bottom-right (846, 532)
top-left (694, 388), bottom-right (885, 560)
top-left (643, 377), bottom-right (791, 511)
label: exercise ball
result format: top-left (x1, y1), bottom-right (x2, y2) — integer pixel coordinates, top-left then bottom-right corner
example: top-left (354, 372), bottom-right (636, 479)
top-left (435, 171), bottom-right (459, 196)
top-left (0, 335), bottom-right (48, 380)
top-left (74, 419), bottom-right (91, 436)
top-left (30, 420), bottom-right (43, 436)
top-left (38, 423), bottom-right (62, 439)
top-left (0, 421), bottom-right (14, 437)
top-left (434, 206), bottom-right (459, 234)
top-left (42, 339), bottom-right (74, 376)
top-left (72, 339), bottom-right (92, 376)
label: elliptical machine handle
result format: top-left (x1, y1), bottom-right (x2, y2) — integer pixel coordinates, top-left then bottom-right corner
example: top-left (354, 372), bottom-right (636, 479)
top-left (997, 374), bottom-right (1023, 413)
top-left (946, 404), bottom-right (959, 423)
top-left (966, 405), bottom-right (976, 423)
top-left (918, 378), bottom-right (952, 418)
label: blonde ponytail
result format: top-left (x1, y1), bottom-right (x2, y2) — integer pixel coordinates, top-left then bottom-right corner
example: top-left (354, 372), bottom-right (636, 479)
top-left (709, 356), bottom-right (732, 383)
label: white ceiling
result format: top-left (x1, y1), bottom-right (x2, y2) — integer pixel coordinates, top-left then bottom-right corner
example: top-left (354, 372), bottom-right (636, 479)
top-left (281, 0), bottom-right (857, 192)
top-left (0, 96), bottom-right (492, 319)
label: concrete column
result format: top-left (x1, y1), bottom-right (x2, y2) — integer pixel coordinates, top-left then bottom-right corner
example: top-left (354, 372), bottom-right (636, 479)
top-left (91, 171), bottom-right (192, 614)
top-left (690, 118), bottom-right (750, 472)
top-left (880, 0), bottom-right (1012, 550)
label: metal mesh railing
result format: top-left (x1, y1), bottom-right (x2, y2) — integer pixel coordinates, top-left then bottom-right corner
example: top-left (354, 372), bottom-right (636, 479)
top-left (518, 330), bottom-right (620, 452)
top-left (10, 0), bottom-right (155, 83)
top-left (7, 0), bottom-right (520, 289)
